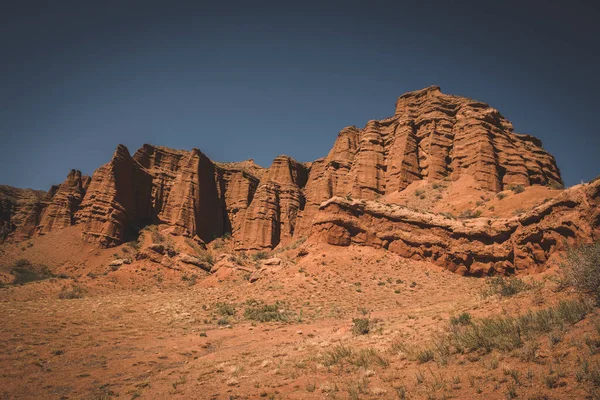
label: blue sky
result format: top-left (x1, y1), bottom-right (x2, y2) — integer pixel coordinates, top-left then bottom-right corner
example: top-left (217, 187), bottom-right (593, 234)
top-left (1, 1), bottom-right (599, 189)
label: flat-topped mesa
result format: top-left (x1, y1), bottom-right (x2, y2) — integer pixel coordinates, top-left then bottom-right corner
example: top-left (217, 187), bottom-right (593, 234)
top-left (236, 155), bottom-right (309, 250)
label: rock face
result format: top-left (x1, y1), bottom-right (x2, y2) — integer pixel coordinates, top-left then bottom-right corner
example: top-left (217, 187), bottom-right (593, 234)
top-left (1, 171), bottom-right (90, 242)
top-left (3, 86), bottom-right (590, 275)
top-left (0, 186), bottom-right (46, 242)
top-left (311, 178), bottom-right (600, 276)
top-left (237, 156), bottom-right (308, 250)
top-left (34, 170), bottom-right (90, 235)
top-left (75, 145), bottom-right (153, 246)
top-left (295, 86), bottom-right (562, 237)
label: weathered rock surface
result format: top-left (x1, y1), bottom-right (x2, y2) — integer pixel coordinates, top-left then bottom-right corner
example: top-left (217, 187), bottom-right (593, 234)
top-left (1, 170), bottom-right (90, 242)
top-left (4, 87), bottom-right (591, 276)
top-left (75, 145), bottom-right (154, 246)
top-left (296, 86), bottom-right (562, 237)
top-left (311, 179), bottom-right (600, 275)
top-left (237, 156), bottom-right (308, 250)
top-left (0, 186), bottom-right (46, 242)
top-left (34, 170), bottom-right (90, 236)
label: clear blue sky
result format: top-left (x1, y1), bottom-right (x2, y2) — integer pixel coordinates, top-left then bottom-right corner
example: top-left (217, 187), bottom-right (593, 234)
top-left (1, 1), bottom-right (599, 190)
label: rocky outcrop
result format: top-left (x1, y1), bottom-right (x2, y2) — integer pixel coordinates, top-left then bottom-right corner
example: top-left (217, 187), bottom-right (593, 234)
top-left (133, 144), bottom-right (263, 242)
top-left (0, 186), bottom-right (46, 242)
top-left (237, 156), bottom-right (308, 250)
top-left (2, 87), bottom-right (579, 275)
top-left (295, 86), bottom-right (562, 238)
top-left (311, 179), bottom-right (600, 275)
top-left (75, 145), bottom-right (153, 246)
top-left (1, 171), bottom-right (90, 242)
top-left (34, 170), bottom-right (90, 235)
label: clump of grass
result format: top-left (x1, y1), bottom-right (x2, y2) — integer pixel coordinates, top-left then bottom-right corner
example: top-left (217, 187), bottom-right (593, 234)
top-left (275, 237), bottom-right (307, 253)
top-left (185, 238), bottom-right (214, 265)
top-left (560, 241), bottom-right (600, 303)
top-left (391, 340), bottom-right (435, 364)
top-left (482, 276), bottom-right (532, 298)
top-left (322, 344), bottom-right (353, 367)
top-left (450, 312), bottom-right (472, 326)
top-left (440, 212), bottom-right (456, 220)
top-left (58, 285), bottom-right (86, 299)
top-left (9, 259), bottom-right (54, 285)
top-left (508, 184), bottom-right (525, 194)
top-left (322, 345), bottom-right (388, 370)
top-left (547, 181), bottom-right (564, 190)
top-left (450, 300), bottom-right (591, 353)
top-left (215, 302), bottom-right (236, 316)
top-left (243, 300), bottom-right (292, 322)
top-left (459, 209), bottom-right (482, 219)
top-left (251, 251), bottom-right (269, 261)
top-left (352, 318), bottom-right (372, 335)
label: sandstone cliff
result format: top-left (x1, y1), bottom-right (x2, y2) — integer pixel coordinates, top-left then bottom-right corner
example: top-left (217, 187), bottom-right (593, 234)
top-left (3, 86), bottom-right (589, 275)
top-left (0, 186), bottom-right (46, 242)
top-left (296, 86), bottom-right (562, 237)
top-left (311, 178), bottom-right (600, 276)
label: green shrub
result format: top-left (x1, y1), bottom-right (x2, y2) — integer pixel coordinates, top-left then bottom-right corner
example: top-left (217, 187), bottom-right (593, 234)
top-left (547, 181), bottom-right (564, 190)
top-left (450, 312), bottom-right (472, 326)
top-left (9, 259), bottom-right (54, 285)
top-left (459, 209), bottom-right (482, 219)
top-left (244, 300), bottom-right (291, 322)
top-left (215, 302), bottom-right (236, 316)
top-left (352, 318), bottom-right (371, 335)
top-left (482, 276), bottom-right (532, 298)
top-left (58, 285), bottom-right (86, 299)
top-left (561, 241), bottom-right (600, 303)
top-left (450, 300), bottom-right (591, 353)
top-left (251, 251), bottom-right (269, 261)
top-left (509, 184), bottom-right (525, 194)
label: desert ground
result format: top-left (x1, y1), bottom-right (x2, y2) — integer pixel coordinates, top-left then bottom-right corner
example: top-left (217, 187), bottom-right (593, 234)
top-left (1, 223), bottom-right (600, 400)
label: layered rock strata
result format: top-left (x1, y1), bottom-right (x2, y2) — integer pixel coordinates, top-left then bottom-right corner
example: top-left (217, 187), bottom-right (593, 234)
top-left (311, 179), bottom-right (600, 275)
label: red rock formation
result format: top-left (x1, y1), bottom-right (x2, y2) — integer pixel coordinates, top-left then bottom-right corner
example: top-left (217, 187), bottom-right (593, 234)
top-left (35, 170), bottom-right (89, 235)
top-left (237, 156), bottom-right (308, 250)
top-left (1, 171), bottom-right (90, 242)
top-left (0, 186), bottom-right (46, 242)
top-left (294, 86), bottom-right (563, 238)
top-left (133, 144), bottom-right (263, 242)
top-left (311, 179), bottom-right (600, 275)
top-left (1, 87), bottom-right (579, 273)
top-left (75, 145), bottom-right (153, 246)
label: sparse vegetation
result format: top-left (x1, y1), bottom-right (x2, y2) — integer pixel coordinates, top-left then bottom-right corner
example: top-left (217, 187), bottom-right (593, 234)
top-left (8, 259), bottom-right (54, 285)
top-left (482, 276), bottom-right (533, 298)
top-left (450, 300), bottom-right (591, 353)
top-left (450, 312), bottom-right (472, 326)
top-left (508, 184), bottom-right (525, 194)
top-left (561, 241), bottom-right (600, 303)
top-left (459, 209), bottom-right (482, 219)
top-left (351, 317), bottom-right (372, 335)
top-left (215, 302), bottom-right (236, 316)
top-left (243, 300), bottom-right (292, 322)
top-left (58, 285), bottom-right (86, 299)
top-left (251, 251), bottom-right (269, 261)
